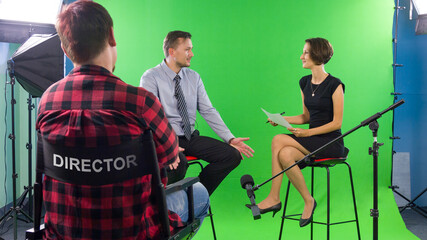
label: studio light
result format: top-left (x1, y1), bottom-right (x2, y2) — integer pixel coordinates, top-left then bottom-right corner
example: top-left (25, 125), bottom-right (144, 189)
top-left (0, 0), bottom-right (63, 43)
top-left (412, 0), bottom-right (427, 15)
top-left (0, 0), bottom-right (62, 24)
top-left (9, 33), bottom-right (64, 97)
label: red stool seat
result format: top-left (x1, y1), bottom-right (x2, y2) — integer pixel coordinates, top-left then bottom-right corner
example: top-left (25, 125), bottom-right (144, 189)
top-left (186, 156), bottom-right (199, 161)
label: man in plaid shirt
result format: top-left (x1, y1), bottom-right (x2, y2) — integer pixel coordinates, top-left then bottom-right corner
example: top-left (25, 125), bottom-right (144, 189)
top-left (36, 1), bottom-right (209, 239)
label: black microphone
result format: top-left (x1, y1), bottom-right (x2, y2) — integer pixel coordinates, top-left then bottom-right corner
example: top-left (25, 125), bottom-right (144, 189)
top-left (240, 174), bottom-right (261, 220)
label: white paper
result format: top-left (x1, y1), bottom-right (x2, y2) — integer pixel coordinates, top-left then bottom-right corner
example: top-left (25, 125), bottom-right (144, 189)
top-left (261, 108), bottom-right (293, 128)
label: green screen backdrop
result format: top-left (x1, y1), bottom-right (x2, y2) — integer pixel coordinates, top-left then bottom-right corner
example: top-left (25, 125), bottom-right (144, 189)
top-left (97, 0), bottom-right (416, 239)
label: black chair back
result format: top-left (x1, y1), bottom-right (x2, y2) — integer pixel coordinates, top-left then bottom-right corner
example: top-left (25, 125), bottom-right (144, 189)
top-left (39, 132), bottom-right (153, 185)
top-left (28, 129), bottom-right (172, 239)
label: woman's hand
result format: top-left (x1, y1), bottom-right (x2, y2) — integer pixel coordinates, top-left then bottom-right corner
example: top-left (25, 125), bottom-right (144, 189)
top-left (267, 118), bottom-right (278, 127)
top-left (288, 127), bottom-right (311, 137)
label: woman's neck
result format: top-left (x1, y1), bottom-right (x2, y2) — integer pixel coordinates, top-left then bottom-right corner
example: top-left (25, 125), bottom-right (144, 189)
top-left (310, 65), bottom-right (328, 84)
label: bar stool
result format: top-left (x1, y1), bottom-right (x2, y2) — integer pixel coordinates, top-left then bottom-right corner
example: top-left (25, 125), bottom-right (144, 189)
top-left (278, 148), bottom-right (361, 240)
top-left (186, 156), bottom-right (217, 240)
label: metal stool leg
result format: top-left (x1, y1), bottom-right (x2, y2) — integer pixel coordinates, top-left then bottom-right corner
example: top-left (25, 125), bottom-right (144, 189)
top-left (279, 181), bottom-right (291, 240)
top-left (326, 167), bottom-right (331, 240)
top-left (208, 206), bottom-right (217, 240)
top-left (310, 167), bottom-right (314, 240)
top-left (277, 161), bottom-right (360, 240)
top-left (188, 159), bottom-right (217, 239)
top-left (344, 162), bottom-right (361, 240)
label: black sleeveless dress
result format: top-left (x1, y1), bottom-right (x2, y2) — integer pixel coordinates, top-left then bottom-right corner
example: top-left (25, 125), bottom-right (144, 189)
top-left (288, 74), bottom-right (346, 168)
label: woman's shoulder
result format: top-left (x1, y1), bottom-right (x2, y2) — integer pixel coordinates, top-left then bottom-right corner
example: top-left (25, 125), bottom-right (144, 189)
top-left (299, 74), bottom-right (312, 87)
top-left (326, 74), bottom-right (345, 92)
top-left (327, 74), bottom-right (342, 83)
top-left (300, 74), bottom-right (312, 82)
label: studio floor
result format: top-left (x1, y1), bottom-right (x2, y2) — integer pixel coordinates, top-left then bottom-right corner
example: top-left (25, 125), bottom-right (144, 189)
top-left (400, 207), bottom-right (427, 240)
top-left (0, 207), bottom-right (426, 240)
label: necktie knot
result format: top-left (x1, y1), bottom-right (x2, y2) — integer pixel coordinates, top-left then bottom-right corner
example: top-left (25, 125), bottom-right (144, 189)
top-left (174, 74), bottom-right (181, 83)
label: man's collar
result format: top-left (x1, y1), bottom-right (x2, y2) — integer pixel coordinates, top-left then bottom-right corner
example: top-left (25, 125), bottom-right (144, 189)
top-left (160, 59), bottom-right (183, 80)
top-left (68, 65), bottom-right (120, 81)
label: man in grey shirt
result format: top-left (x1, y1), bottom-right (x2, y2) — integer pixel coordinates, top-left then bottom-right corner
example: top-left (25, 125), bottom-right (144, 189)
top-left (141, 30), bottom-right (254, 195)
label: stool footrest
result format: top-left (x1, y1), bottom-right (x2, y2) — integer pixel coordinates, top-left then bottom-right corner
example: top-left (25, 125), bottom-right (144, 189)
top-left (282, 215), bottom-right (358, 226)
top-left (283, 214), bottom-right (301, 217)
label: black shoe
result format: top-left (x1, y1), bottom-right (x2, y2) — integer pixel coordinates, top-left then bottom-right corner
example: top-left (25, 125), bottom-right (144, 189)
top-left (246, 202), bottom-right (282, 217)
top-left (299, 199), bottom-right (317, 227)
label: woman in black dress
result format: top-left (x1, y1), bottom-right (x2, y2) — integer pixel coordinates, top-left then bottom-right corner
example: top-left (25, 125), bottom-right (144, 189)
top-left (257, 38), bottom-right (345, 227)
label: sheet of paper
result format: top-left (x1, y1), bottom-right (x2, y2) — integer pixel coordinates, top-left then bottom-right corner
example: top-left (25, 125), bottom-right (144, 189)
top-left (261, 108), bottom-right (293, 128)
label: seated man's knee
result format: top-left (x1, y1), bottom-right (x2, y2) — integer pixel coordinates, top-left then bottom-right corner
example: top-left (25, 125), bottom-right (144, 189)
top-left (228, 147), bottom-right (242, 168)
top-left (193, 182), bottom-right (210, 219)
top-left (166, 182), bottom-right (209, 222)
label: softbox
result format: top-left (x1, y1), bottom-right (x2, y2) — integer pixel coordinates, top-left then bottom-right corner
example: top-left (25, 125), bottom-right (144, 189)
top-left (8, 33), bottom-right (64, 97)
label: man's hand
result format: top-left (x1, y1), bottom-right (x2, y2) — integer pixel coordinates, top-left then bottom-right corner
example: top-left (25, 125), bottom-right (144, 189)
top-left (169, 147), bottom-right (185, 170)
top-left (229, 137), bottom-right (254, 158)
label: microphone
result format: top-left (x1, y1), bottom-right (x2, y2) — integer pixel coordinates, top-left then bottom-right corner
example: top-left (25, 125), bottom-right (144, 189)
top-left (240, 174), bottom-right (261, 220)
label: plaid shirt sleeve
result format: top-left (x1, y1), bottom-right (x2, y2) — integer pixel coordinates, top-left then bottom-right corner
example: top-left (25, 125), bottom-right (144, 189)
top-left (141, 91), bottom-right (178, 175)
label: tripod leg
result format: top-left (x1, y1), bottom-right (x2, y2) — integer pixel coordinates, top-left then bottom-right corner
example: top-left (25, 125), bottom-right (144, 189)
top-left (0, 207), bottom-right (14, 223)
top-left (412, 207), bottom-right (427, 218)
top-left (14, 187), bottom-right (33, 222)
top-left (17, 207), bottom-right (33, 223)
top-left (399, 187), bottom-right (427, 215)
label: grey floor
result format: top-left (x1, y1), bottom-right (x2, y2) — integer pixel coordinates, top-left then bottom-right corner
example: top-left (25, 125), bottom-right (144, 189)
top-left (0, 207), bottom-right (426, 239)
top-left (400, 207), bottom-right (427, 240)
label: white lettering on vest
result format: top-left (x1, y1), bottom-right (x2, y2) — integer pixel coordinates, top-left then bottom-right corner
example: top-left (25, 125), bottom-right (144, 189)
top-left (51, 154), bottom-right (139, 173)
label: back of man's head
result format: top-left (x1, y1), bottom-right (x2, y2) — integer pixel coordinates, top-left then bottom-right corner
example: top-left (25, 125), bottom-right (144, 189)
top-left (163, 30), bottom-right (192, 57)
top-left (56, 0), bottom-right (113, 64)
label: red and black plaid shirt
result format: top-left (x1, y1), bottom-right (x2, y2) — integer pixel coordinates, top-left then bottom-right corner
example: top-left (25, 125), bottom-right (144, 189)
top-left (36, 65), bottom-right (183, 240)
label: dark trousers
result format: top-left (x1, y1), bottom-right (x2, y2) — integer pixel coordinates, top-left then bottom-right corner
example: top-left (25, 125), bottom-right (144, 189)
top-left (167, 130), bottom-right (241, 195)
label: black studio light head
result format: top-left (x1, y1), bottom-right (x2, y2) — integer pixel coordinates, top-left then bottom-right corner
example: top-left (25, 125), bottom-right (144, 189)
top-left (8, 33), bottom-right (64, 97)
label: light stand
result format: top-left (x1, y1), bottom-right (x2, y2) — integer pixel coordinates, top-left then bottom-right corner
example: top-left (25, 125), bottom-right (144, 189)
top-left (0, 61), bottom-right (33, 240)
top-left (246, 99), bottom-right (405, 240)
top-left (0, 33), bottom-right (63, 240)
top-left (3, 94), bottom-right (36, 224)
top-left (26, 94), bottom-right (35, 218)
top-left (368, 120), bottom-right (381, 240)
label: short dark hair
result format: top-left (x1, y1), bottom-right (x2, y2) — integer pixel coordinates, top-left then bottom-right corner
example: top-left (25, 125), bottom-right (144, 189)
top-left (163, 31), bottom-right (192, 57)
top-left (305, 38), bottom-right (334, 65)
top-left (56, 0), bottom-right (113, 64)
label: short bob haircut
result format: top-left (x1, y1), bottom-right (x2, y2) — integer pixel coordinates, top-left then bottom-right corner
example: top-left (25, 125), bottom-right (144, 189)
top-left (56, 0), bottom-right (113, 64)
top-left (305, 38), bottom-right (334, 65)
top-left (163, 31), bottom-right (192, 57)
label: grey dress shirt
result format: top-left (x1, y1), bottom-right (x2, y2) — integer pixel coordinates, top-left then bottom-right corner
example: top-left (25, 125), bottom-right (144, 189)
top-left (140, 60), bottom-right (235, 143)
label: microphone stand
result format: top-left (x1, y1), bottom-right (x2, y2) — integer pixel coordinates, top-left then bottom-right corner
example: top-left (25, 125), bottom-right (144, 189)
top-left (250, 99), bottom-right (404, 240)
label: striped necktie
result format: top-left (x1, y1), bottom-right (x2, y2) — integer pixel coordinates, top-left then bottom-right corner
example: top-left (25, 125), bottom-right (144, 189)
top-left (174, 75), bottom-right (192, 140)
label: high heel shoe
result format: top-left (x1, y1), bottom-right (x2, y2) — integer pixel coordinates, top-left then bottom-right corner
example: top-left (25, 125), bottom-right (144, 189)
top-left (246, 202), bottom-right (282, 217)
top-left (299, 199), bottom-right (317, 227)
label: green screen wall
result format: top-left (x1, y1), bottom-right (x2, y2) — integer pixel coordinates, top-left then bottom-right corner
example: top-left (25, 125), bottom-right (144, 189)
top-left (97, 0), bottom-right (416, 239)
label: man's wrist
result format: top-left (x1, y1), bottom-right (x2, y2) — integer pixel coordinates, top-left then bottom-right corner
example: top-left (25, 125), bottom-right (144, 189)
top-left (228, 138), bottom-right (235, 144)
